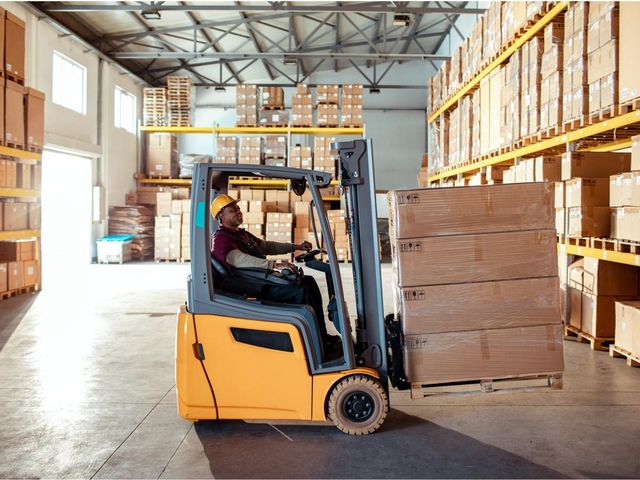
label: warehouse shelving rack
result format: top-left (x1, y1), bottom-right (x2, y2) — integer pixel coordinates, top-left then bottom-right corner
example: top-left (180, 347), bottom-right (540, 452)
top-left (138, 125), bottom-right (364, 202)
top-left (424, 1), bottom-right (640, 268)
top-left (0, 145), bottom-right (42, 298)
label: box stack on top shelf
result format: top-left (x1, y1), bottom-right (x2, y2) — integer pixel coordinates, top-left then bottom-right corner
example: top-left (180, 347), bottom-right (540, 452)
top-left (341, 84), bottom-right (363, 128)
top-left (260, 86), bottom-right (287, 127)
top-left (143, 88), bottom-right (167, 127)
top-left (0, 7), bottom-right (44, 300)
top-left (236, 84), bottom-right (259, 127)
top-left (587, 2), bottom-right (619, 118)
top-left (215, 136), bottom-right (238, 164)
top-left (388, 182), bottom-right (563, 386)
top-left (316, 85), bottom-right (340, 127)
top-left (540, 20), bottom-right (563, 134)
top-left (562, 2), bottom-right (589, 128)
top-left (167, 76), bottom-right (191, 127)
top-left (291, 84), bottom-right (312, 127)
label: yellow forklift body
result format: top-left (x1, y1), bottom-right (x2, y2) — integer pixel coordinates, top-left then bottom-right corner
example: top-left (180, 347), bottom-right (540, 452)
top-left (176, 306), bottom-right (380, 422)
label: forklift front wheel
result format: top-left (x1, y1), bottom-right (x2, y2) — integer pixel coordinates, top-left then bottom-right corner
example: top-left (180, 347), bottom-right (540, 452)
top-left (327, 374), bottom-right (389, 435)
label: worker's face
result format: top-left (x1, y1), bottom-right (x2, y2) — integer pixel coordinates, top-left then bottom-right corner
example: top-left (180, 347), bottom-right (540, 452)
top-left (219, 202), bottom-right (243, 228)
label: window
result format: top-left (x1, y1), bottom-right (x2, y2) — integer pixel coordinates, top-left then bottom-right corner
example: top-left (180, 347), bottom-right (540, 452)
top-left (52, 51), bottom-right (87, 114)
top-left (114, 86), bottom-right (137, 134)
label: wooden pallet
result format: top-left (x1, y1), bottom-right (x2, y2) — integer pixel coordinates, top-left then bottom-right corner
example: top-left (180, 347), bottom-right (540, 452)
top-left (609, 345), bottom-right (640, 367)
top-left (235, 123), bottom-right (260, 128)
top-left (564, 325), bottom-right (613, 351)
top-left (5, 71), bottom-right (25, 85)
top-left (410, 372), bottom-right (563, 399)
top-left (155, 258), bottom-right (186, 263)
top-left (562, 116), bottom-right (587, 133)
top-left (566, 236), bottom-right (640, 254)
top-left (618, 98), bottom-right (640, 115)
top-left (0, 285), bottom-right (38, 300)
top-left (26, 145), bottom-right (43, 154)
top-left (588, 105), bottom-right (616, 125)
top-left (5, 141), bottom-right (25, 150)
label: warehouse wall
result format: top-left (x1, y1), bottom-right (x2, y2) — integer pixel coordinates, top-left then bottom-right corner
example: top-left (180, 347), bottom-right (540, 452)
top-left (0, 2), bottom-right (144, 254)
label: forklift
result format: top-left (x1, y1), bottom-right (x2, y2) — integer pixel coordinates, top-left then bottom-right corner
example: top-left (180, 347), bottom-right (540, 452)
top-left (176, 139), bottom-right (409, 435)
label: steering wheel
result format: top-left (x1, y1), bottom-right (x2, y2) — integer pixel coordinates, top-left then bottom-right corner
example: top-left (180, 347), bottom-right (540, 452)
top-left (295, 249), bottom-right (322, 263)
top-left (280, 265), bottom-right (303, 280)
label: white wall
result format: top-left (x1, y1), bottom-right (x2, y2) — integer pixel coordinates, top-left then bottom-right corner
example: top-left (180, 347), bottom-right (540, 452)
top-left (1, 2), bottom-right (144, 255)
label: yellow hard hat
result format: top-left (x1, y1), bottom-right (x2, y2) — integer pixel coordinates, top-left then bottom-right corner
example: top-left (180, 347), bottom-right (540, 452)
top-left (210, 194), bottom-right (237, 219)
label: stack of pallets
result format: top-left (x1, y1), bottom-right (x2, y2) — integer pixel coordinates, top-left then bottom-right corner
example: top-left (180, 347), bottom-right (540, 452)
top-left (167, 76), bottom-right (191, 127)
top-left (143, 88), bottom-right (167, 126)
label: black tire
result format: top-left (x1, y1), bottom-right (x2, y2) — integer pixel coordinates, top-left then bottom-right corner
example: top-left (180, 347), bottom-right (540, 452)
top-left (327, 374), bottom-right (389, 435)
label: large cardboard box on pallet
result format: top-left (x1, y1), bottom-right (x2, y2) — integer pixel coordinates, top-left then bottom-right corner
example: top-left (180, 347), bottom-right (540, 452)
top-left (567, 206), bottom-right (610, 237)
top-left (565, 178), bottom-right (610, 207)
top-left (25, 88), bottom-right (45, 149)
top-left (393, 229), bottom-right (557, 288)
top-left (561, 152), bottom-right (631, 181)
top-left (403, 324), bottom-right (564, 386)
top-left (147, 133), bottom-right (178, 177)
top-left (617, 3), bottom-right (640, 105)
top-left (388, 183), bottom-right (554, 240)
top-left (5, 80), bottom-right (25, 147)
top-left (615, 301), bottom-right (640, 356)
top-left (5, 11), bottom-right (24, 79)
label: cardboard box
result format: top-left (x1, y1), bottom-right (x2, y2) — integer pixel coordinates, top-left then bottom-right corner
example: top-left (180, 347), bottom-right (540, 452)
top-left (388, 183), bottom-right (554, 240)
top-left (535, 156), bottom-right (562, 182)
top-left (619, 3), bottom-right (640, 104)
top-left (632, 135), bottom-right (640, 171)
top-left (580, 257), bottom-right (639, 296)
top-left (568, 285), bottom-right (583, 330)
top-left (23, 259), bottom-right (37, 286)
top-left (2, 202), bottom-right (28, 230)
top-left (582, 292), bottom-right (634, 339)
top-left (556, 208), bottom-right (565, 234)
top-left (5, 12), bottom-right (24, 79)
top-left (393, 230), bottom-right (557, 288)
top-left (565, 178), bottom-right (610, 207)
top-left (567, 206), bottom-right (610, 237)
top-left (555, 182), bottom-right (565, 208)
top-left (28, 203), bottom-right (40, 229)
top-left (0, 240), bottom-right (35, 261)
top-left (147, 134), bottom-right (178, 177)
top-left (561, 152), bottom-right (631, 181)
top-left (5, 80), bottom-right (25, 146)
top-left (7, 261), bottom-right (23, 290)
top-left (25, 88), bottom-right (45, 148)
top-left (397, 277), bottom-right (561, 335)
top-left (403, 324), bottom-right (564, 385)
top-left (0, 262), bottom-right (6, 293)
top-left (610, 207), bottom-right (640, 241)
top-left (615, 301), bottom-right (640, 355)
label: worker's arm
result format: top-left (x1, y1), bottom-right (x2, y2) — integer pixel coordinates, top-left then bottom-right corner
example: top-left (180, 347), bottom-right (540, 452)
top-left (259, 239), bottom-right (312, 255)
top-left (226, 249), bottom-right (274, 269)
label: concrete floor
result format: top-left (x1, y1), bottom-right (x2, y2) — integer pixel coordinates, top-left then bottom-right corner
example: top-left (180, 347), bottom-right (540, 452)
top-left (0, 263), bottom-right (639, 479)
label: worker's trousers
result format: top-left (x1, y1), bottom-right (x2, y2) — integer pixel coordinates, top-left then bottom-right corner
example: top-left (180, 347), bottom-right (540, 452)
top-left (262, 276), bottom-right (329, 340)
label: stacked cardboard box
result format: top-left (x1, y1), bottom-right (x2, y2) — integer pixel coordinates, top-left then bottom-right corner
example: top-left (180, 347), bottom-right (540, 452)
top-left (614, 301), bottom-right (640, 359)
top-left (167, 76), bottom-right (191, 127)
top-left (470, 90), bottom-right (481, 162)
top-left (449, 46), bottom-right (462, 97)
top-left (316, 85), bottom-right (339, 127)
top-left (293, 200), bottom-right (313, 247)
top-left (259, 109), bottom-right (289, 127)
top-left (238, 136), bottom-right (262, 165)
top-left (25, 88), bottom-right (44, 151)
top-left (618, 3), bottom-right (640, 106)
top-left (180, 200), bottom-right (191, 260)
top-left (262, 86), bottom-right (284, 109)
top-left (327, 209), bottom-right (350, 261)
top-left (448, 106), bottom-right (460, 166)
top-left (388, 183), bottom-right (563, 385)
top-left (313, 136), bottom-right (336, 177)
top-left (264, 135), bottom-right (287, 167)
top-left (0, 240), bottom-right (39, 293)
top-left (568, 258), bottom-right (638, 338)
top-left (6, 79), bottom-right (25, 148)
top-left (143, 88), bottom-right (167, 127)
top-left (609, 136), bottom-right (640, 241)
top-left (289, 145), bottom-right (312, 169)
top-left (291, 84), bottom-right (312, 127)
top-left (562, 3), bottom-right (589, 125)
top-left (341, 84), bottom-right (363, 128)
top-left (215, 136), bottom-right (238, 164)
top-left (237, 189), bottom-right (265, 238)
top-left (540, 22), bottom-right (563, 131)
top-left (520, 37), bottom-right (542, 138)
top-left (155, 192), bottom-right (190, 261)
top-left (587, 2), bottom-right (619, 115)
top-left (266, 212), bottom-right (293, 261)
top-left (500, 50), bottom-right (521, 147)
top-left (236, 84), bottom-right (259, 127)
top-left (458, 95), bottom-right (473, 164)
top-left (479, 67), bottom-right (502, 155)
top-left (482, 2), bottom-right (502, 70)
top-left (147, 133), bottom-right (178, 177)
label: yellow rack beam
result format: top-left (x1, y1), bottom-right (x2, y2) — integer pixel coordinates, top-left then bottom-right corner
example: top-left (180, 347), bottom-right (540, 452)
top-left (140, 126), bottom-right (364, 135)
top-left (427, 2), bottom-right (569, 124)
top-left (559, 243), bottom-right (640, 267)
top-left (0, 188), bottom-right (40, 198)
top-left (582, 137), bottom-right (633, 152)
top-left (429, 109), bottom-right (640, 182)
top-left (138, 178), bottom-right (193, 186)
top-left (0, 230), bottom-right (40, 241)
top-left (0, 146), bottom-right (42, 161)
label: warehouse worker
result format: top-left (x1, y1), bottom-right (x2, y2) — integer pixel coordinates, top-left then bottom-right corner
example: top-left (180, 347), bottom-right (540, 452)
top-left (210, 194), bottom-right (341, 352)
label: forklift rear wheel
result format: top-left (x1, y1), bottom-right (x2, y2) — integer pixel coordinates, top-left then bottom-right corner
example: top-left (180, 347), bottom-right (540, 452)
top-left (327, 375), bottom-right (389, 435)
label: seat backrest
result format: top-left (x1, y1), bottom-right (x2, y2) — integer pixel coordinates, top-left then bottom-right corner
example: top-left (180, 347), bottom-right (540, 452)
top-left (210, 256), bottom-right (230, 286)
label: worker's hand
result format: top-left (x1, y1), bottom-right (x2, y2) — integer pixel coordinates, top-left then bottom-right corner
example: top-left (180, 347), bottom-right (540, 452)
top-left (294, 240), bottom-right (313, 251)
top-left (275, 261), bottom-right (296, 271)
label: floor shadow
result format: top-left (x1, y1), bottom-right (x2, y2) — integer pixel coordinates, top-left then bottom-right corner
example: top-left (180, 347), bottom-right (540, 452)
top-left (194, 409), bottom-right (567, 479)
top-left (0, 292), bottom-right (38, 352)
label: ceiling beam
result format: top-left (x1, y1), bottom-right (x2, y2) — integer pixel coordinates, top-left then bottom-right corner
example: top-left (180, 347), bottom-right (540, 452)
top-left (113, 51), bottom-right (451, 61)
top-left (235, 1), bottom-right (275, 80)
top-left (42, 3), bottom-right (486, 15)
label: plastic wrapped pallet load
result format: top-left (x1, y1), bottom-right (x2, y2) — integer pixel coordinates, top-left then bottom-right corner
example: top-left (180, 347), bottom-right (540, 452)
top-left (388, 182), bottom-right (564, 386)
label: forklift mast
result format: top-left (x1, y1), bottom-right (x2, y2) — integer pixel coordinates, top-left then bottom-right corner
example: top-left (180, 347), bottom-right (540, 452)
top-left (334, 139), bottom-right (388, 384)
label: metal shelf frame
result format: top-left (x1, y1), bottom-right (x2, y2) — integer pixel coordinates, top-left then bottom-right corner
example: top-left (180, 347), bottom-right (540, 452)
top-left (559, 243), bottom-right (640, 267)
top-left (428, 109), bottom-right (640, 182)
top-left (0, 230), bottom-right (40, 241)
top-left (0, 146), bottom-right (42, 161)
top-left (0, 188), bottom-right (40, 198)
top-left (427, 2), bottom-right (569, 124)
top-left (140, 126), bottom-right (364, 136)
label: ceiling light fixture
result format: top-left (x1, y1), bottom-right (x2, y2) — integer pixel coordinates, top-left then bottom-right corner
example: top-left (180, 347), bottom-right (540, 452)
top-left (141, 9), bottom-right (161, 20)
top-left (283, 55), bottom-right (297, 65)
top-left (369, 87), bottom-right (381, 94)
top-left (214, 86), bottom-right (227, 92)
top-left (392, 13), bottom-right (413, 26)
